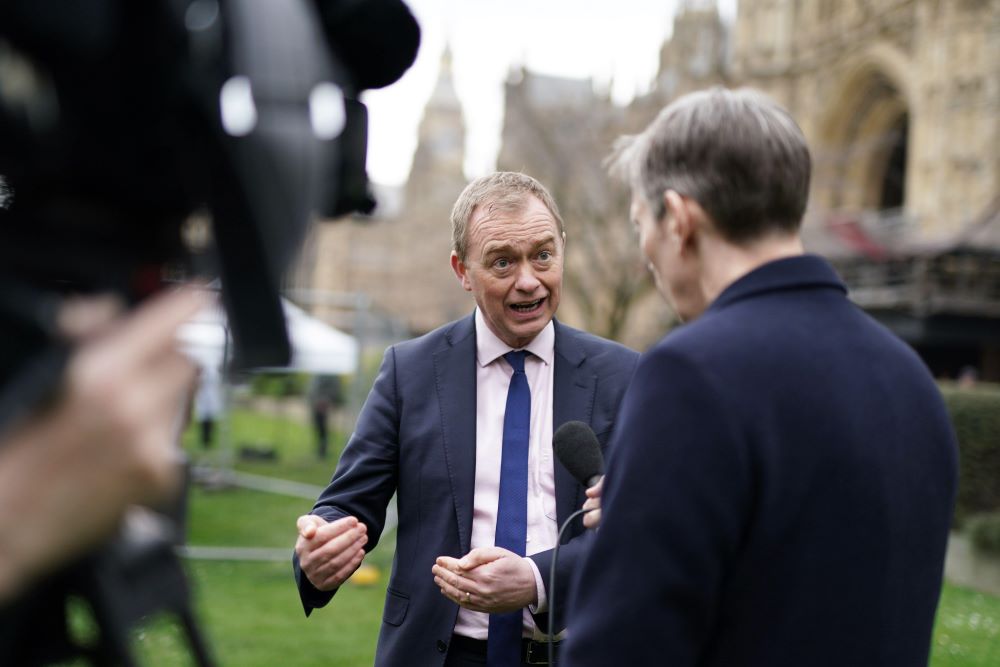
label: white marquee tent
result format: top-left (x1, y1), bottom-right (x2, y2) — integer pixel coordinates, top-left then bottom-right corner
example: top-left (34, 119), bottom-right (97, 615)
top-left (178, 297), bottom-right (358, 375)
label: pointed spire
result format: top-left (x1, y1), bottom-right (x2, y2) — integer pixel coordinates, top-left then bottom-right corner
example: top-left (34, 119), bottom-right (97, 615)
top-left (429, 41), bottom-right (459, 109)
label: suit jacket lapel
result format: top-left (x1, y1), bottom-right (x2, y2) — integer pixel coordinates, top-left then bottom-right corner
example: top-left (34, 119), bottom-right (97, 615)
top-left (552, 321), bottom-right (596, 527)
top-left (433, 315), bottom-right (478, 554)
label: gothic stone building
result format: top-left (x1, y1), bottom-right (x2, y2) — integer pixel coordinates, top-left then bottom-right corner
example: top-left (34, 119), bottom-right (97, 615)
top-left (733, 0), bottom-right (1000, 379)
top-left (295, 1), bottom-right (1000, 378)
top-left (292, 49), bottom-right (470, 340)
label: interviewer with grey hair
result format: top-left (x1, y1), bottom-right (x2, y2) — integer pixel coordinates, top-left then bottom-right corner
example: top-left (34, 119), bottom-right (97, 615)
top-left (565, 87), bottom-right (957, 667)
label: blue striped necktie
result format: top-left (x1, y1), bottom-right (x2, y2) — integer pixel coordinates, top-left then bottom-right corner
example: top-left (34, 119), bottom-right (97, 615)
top-left (487, 350), bottom-right (531, 667)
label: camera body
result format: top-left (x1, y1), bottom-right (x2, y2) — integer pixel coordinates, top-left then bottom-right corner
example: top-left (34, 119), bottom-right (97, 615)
top-left (0, 1), bottom-right (419, 663)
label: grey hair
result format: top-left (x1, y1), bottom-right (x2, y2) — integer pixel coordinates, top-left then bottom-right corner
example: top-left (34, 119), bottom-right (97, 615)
top-left (450, 171), bottom-right (564, 261)
top-left (607, 87), bottom-right (811, 243)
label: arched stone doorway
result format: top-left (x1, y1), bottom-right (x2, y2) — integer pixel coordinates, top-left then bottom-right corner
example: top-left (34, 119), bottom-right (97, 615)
top-left (879, 113), bottom-right (908, 211)
top-left (815, 48), bottom-right (913, 220)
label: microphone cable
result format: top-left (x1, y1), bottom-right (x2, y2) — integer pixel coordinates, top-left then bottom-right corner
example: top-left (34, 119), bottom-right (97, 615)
top-left (547, 506), bottom-right (596, 666)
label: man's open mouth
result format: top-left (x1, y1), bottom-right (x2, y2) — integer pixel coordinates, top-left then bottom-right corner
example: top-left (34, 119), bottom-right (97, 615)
top-left (510, 298), bottom-right (544, 313)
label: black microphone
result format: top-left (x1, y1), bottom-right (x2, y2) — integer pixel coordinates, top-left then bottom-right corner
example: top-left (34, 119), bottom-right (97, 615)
top-left (546, 421), bottom-right (604, 663)
top-left (553, 420), bottom-right (604, 488)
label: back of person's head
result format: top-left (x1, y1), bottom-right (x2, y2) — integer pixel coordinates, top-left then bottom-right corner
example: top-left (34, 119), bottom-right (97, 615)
top-left (609, 87), bottom-right (811, 243)
top-left (450, 171), bottom-right (564, 261)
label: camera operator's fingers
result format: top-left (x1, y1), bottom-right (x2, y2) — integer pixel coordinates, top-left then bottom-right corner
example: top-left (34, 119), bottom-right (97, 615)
top-left (139, 348), bottom-right (199, 420)
top-left (112, 344), bottom-right (194, 425)
top-left (57, 294), bottom-right (124, 341)
top-left (69, 340), bottom-right (194, 509)
top-left (67, 288), bottom-right (207, 401)
top-left (100, 287), bottom-right (209, 371)
top-left (129, 360), bottom-right (197, 503)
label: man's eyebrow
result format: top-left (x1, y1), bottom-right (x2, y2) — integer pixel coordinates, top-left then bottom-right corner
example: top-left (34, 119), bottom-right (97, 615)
top-left (480, 241), bottom-right (513, 258)
top-left (480, 234), bottom-right (557, 257)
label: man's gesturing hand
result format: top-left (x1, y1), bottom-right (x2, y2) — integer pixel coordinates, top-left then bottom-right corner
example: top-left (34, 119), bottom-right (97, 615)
top-left (295, 515), bottom-right (368, 591)
top-left (432, 547), bottom-right (537, 613)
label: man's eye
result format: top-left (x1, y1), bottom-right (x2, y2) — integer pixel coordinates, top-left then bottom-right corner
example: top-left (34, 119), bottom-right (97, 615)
top-left (538, 250), bottom-right (552, 261)
top-left (494, 258), bottom-right (510, 269)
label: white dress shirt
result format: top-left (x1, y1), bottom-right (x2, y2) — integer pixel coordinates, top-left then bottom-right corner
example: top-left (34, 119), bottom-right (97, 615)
top-left (453, 308), bottom-right (558, 640)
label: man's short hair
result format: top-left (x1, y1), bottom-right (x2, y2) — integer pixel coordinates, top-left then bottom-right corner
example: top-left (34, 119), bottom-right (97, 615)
top-left (450, 171), bottom-right (565, 261)
top-left (608, 87), bottom-right (811, 243)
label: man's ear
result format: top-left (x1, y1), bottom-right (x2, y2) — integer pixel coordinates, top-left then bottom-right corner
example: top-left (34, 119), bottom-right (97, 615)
top-left (663, 189), bottom-right (697, 253)
top-left (450, 251), bottom-right (473, 292)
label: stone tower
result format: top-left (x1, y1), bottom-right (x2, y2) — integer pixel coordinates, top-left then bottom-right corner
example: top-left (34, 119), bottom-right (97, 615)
top-left (294, 46), bottom-right (470, 337)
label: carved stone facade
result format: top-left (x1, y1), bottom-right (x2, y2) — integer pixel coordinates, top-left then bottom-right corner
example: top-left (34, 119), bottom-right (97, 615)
top-left (733, 0), bottom-right (999, 240)
top-left (733, 0), bottom-right (1000, 379)
top-left (294, 2), bottom-right (999, 376)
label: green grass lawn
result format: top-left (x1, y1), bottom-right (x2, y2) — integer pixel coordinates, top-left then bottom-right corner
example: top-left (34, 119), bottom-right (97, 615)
top-left (133, 409), bottom-right (1000, 666)
top-left (132, 561), bottom-right (389, 667)
top-left (185, 487), bottom-right (314, 548)
top-left (931, 584), bottom-right (1000, 665)
top-left (184, 408), bottom-right (344, 487)
top-left (130, 483), bottom-right (395, 667)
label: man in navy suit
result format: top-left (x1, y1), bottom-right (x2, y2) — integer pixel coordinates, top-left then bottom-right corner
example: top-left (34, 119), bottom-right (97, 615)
top-left (293, 172), bottom-right (637, 666)
top-left (564, 88), bottom-right (958, 666)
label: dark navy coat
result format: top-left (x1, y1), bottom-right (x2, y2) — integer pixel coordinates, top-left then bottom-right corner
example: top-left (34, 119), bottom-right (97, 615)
top-left (294, 314), bottom-right (638, 666)
top-left (565, 255), bottom-right (958, 667)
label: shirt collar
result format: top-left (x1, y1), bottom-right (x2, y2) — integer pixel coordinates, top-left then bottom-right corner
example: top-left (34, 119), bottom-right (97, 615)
top-left (475, 307), bottom-right (555, 368)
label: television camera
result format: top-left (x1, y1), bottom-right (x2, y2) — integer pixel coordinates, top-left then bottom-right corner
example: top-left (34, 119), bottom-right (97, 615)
top-left (0, 1), bottom-right (419, 663)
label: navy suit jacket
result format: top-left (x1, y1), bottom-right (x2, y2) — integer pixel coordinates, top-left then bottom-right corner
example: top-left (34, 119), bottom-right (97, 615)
top-left (294, 314), bottom-right (637, 666)
top-left (565, 255), bottom-right (958, 667)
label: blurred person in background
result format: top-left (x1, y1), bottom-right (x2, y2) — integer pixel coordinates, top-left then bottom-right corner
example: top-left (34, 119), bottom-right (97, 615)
top-left (194, 363), bottom-right (224, 450)
top-left (565, 87), bottom-right (958, 667)
top-left (957, 365), bottom-right (979, 389)
top-left (307, 373), bottom-right (344, 460)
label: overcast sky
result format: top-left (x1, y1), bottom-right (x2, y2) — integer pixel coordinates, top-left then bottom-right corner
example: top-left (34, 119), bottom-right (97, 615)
top-left (362, 0), bottom-right (737, 186)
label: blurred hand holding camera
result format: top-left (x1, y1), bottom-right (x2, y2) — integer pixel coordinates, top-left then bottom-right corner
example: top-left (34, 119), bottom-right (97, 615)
top-left (0, 287), bottom-right (206, 603)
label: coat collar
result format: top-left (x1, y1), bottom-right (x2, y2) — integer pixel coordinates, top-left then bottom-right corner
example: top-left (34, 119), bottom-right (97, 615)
top-left (434, 314), bottom-right (478, 552)
top-left (551, 320), bottom-right (596, 526)
top-left (709, 254), bottom-right (847, 313)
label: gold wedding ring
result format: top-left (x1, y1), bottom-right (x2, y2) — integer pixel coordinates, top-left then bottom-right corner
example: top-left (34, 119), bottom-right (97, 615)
top-left (465, 591), bottom-right (471, 604)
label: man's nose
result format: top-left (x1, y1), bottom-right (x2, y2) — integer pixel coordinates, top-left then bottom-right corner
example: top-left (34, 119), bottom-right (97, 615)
top-left (513, 263), bottom-right (541, 292)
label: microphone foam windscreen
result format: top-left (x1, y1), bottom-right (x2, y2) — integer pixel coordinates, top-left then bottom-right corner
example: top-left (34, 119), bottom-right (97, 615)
top-left (553, 420), bottom-right (604, 486)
